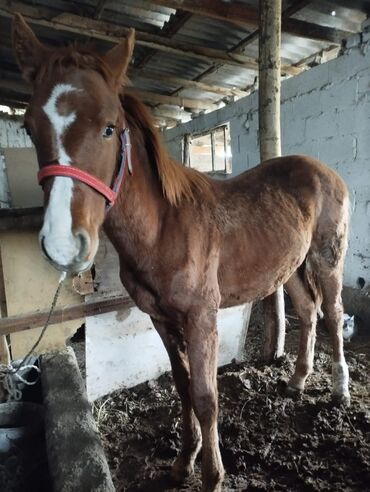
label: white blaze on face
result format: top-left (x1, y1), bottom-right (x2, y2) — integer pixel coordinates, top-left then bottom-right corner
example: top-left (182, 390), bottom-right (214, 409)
top-left (40, 83), bottom-right (81, 267)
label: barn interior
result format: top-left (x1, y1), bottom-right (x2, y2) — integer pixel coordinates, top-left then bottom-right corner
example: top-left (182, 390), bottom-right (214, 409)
top-left (0, 1), bottom-right (369, 491)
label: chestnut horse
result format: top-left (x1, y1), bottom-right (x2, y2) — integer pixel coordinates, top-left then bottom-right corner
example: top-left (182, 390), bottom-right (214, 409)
top-left (13, 14), bottom-right (350, 492)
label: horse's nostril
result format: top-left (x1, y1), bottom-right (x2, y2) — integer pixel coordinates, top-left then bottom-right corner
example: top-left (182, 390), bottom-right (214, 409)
top-left (75, 230), bottom-right (90, 261)
top-left (41, 236), bottom-right (52, 261)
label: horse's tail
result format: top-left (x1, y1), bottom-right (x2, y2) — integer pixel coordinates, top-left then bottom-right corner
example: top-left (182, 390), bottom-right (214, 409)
top-left (299, 255), bottom-right (323, 316)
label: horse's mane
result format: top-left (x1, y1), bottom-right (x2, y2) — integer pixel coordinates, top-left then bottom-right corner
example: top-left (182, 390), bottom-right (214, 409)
top-left (36, 45), bottom-right (127, 87)
top-left (36, 45), bottom-right (212, 206)
top-left (122, 94), bottom-right (213, 206)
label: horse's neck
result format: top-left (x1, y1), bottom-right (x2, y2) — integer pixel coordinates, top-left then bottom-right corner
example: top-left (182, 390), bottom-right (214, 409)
top-left (103, 132), bottom-right (165, 260)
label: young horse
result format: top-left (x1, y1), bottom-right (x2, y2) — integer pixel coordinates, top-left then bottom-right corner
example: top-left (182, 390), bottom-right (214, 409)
top-left (13, 14), bottom-right (350, 492)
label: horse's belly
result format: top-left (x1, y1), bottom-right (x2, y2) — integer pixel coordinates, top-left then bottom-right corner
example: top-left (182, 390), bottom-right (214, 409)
top-left (218, 234), bottom-right (310, 308)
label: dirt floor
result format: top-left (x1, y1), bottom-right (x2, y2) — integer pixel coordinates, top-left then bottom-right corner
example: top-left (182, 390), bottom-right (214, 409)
top-left (94, 305), bottom-right (370, 492)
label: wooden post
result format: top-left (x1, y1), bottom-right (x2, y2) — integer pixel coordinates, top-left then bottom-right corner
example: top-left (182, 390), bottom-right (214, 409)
top-left (259, 0), bottom-right (286, 361)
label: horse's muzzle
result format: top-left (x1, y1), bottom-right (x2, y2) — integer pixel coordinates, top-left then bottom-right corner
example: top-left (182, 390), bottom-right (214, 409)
top-left (39, 228), bottom-right (92, 273)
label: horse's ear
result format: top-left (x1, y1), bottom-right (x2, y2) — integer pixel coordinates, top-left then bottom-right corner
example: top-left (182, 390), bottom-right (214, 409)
top-left (12, 13), bottom-right (47, 83)
top-left (104, 28), bottom-right (135, 89)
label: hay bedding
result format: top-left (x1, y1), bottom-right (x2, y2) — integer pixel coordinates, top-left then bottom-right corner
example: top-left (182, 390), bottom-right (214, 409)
top-left (94, 307), bottom-right (370, 491)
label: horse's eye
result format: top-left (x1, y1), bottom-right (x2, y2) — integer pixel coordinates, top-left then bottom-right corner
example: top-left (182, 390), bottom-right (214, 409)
top-left (103, 124), bottom-right (115, 138)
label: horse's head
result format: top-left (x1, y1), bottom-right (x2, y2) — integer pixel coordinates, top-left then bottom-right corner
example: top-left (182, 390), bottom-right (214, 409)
top-left (12, 14), bottom-right (135, 272)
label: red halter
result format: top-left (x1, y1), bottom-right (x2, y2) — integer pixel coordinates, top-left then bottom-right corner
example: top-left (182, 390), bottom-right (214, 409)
top-left (38, 128), bottom-right (132, 210)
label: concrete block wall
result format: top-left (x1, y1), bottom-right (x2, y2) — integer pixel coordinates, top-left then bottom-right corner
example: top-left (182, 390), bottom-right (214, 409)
top-left (164, 42), bottom-right (370, 290)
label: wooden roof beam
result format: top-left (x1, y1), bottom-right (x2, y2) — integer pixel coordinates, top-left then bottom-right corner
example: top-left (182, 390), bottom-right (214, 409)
top-left (148, 0), bottom-right (353, 44)
top-left (168, 1), bottom-right (314, 99)
top-left (0, 58), bottom-right (247, 99)
top-left (125, 87), bottom-right (216, 110)
top-left (0, 77), bottom-right (216, 111)
top-left (131, 70), bottom-right (250, 98)
top-left (150, 105), bottom-right (192, 122)
top-left (0, 1), bottom-right (301, 76)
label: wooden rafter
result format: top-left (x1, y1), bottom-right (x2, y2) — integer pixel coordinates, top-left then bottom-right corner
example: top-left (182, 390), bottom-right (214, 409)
top-left (150, 105), bottom-right (192, 122)
top-left (50, 13), bottom-right (290, 73)
top-left (131, 70), bottom-right (250, 97)
top-left (0, 1), bottom-right (301, 76)
top-left (0, 295), bottom-right (135, 336)
top-left (0, 77), bottom-right (217, 111)
top-left (232, 1), bottom-right (314, 54)
top-left (126, 87), bottom-right (216, 110)
top-left (135, 10), bottom-right (192, 69)
top-left (168, 0), bottom-right (316, 99)
top-left (148, 0), bottom-right (353, 43)
top-left (0, 55), bottom-right (247, 100)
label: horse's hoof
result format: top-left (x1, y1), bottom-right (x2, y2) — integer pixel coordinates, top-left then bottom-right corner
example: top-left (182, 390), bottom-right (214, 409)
top-left (284, 382), bottom-right (303, 399)
top-left (332, 393), bottom-right (351, 408)
top-left (201, 482), bottom-right (223, 492)
top-left (170, 460), bottom-right (194, 483)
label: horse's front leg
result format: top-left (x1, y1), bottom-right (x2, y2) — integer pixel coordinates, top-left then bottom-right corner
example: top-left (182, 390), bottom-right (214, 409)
top-left (185, 307), bottom-right (224, 492)
top-left (151, 318), bottom-right (202, 481)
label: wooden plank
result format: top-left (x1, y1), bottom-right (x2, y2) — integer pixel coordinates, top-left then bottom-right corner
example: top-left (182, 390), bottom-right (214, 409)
top-left (1, 231), bottom-right (83, 357)
top-left (0, 207), bottom-right (43, 231)
top-left (133, 70), bottom-right (249, 97)
top-left (283, 18), bottom-right (351, 44)
top-left (151, 106), bottom-right (192, 122)
top-left (0, 295), bottom-right (134, 336)
top-left (125, 87), bottom-right (216, 110)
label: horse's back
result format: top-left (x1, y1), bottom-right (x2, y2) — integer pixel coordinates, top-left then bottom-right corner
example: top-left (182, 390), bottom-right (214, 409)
top-left (214, 155), bottom-right (349, 306)
top-left (216, 154), bottom-right (347, 201)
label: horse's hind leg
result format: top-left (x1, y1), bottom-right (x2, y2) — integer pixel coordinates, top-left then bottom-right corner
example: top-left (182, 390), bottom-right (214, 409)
top-left (315, 207), bottom-right (350, 405)
top-left (319, 273), bottom-right (350, 406)
top-left (152, 319), bottom-right (202, 481)
top-left (284, 271), bottom-right (318, 394)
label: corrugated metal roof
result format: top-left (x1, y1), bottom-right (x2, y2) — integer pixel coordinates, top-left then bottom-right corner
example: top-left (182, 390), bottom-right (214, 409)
top-left (172, 16), bottom-right (253, 51)
top-left (1, 0), bottom-right (369, 126)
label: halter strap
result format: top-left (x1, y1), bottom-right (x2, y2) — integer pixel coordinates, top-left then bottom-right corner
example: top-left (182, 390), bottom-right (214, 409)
top-left (38, 128), bottom-right (132, 210)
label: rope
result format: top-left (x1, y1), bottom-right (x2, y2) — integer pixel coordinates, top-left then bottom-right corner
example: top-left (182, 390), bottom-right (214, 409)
top-left (0, 271), bottom-right (66, 401)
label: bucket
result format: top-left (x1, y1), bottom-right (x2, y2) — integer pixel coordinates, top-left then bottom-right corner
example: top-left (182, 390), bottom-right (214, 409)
top-left (0, 401), bottom-right (44, 453)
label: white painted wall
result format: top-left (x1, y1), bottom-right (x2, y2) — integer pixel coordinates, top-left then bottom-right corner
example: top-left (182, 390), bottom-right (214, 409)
top-left (0, 113), bottom-right (31, 148)
top-left (164, 40), bottom-right (370, 290)
top-left (0, 113), bottom-right (32, 208)
top-left (86, 304), bottom-right (251, 401)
